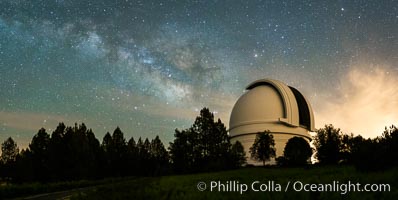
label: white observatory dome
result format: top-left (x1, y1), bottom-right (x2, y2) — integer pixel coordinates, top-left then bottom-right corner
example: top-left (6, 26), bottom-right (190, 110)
top-left (229, 79), bottom-right (315, 165)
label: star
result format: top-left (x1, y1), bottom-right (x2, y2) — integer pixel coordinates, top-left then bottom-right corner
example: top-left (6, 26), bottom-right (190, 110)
top-left (0, 0), bottom-right (396, 148)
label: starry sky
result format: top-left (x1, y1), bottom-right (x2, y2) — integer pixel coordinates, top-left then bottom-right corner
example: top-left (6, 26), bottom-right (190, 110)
top-left (0, 0), bottom-right (397, 149)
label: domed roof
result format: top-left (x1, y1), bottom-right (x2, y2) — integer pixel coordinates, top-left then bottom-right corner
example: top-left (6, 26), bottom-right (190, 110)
top-left (229, 79), bottom-right (315, 137)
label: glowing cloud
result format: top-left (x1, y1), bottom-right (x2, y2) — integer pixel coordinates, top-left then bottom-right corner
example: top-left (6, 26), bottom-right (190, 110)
top-left (315, 64), bottom-right (398, 137)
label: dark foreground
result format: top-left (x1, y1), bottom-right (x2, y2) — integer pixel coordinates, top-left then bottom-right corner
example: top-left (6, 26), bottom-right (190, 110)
top-left (12, 186), bottom-right (95, 200)
top-left (4, 166), bottom-right (398, 200)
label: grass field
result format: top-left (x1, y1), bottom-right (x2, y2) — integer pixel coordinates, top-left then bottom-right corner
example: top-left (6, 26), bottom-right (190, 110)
top-left (0, 177), bottom-right (135, 199)
top-left (71, 166), bottom-right (398, 200)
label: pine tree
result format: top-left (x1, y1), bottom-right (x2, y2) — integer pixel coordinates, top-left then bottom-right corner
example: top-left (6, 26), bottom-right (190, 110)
top-left (127, 136), bottom-right (138, 175)
top-left (1, 137), bottom-right (19, 164)
top-left (48, 123), bottom-right (67, 180)
top-left (169, 107), bottom-right (232, 172)
top-left (230, 141), bottom-right (246, 168)
top-left (29, 128), bottom-right (51, 181)
top-left (150, 136), bottom-right (169, 175)
top-left (110, 127), bottom-right (127, 176)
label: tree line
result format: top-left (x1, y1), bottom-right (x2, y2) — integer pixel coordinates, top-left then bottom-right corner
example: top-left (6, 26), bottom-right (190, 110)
top-left (313, 124), bottom-right (398, 171)
top-left (247, 124), bottom-right (398, 171)
top-left (0, 123), bottom-right (171, 182)
top-left (1, 107), bottom-right (397, 183)
top-left (0, 108), bottom-right (246, 183)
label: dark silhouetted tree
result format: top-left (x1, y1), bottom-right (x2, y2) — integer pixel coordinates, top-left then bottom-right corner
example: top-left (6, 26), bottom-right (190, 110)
top-left (109, 127), bottom-right (127, 176)
top-left (84, 127), bottom-right (103, 179)
top-left (275, 156), bottom-right (287, 166)
top-left (136, 137), bottom-right (152, 174)
top-left (352, 125), bottom-right (398, 171)
top-left (339, 133), bottom-right (364, 164)
top-left (313, 124), bottom-right (341, 164)
top-left (351, 138), bottom-right (380, 171)
top-left (14, 149), bottom-right (34, 182)
top-left (102, 132), bottom-right (113, 176)
top-left (169, 129), bottom-right (192, 173)
top-left (102, 132), bottom-right (112, 152)
top-left (210, 119), bottom-right (232, 169)
top-left (150, 136), bottom-right (169, 175)
top-left (29, 128), bottom-right (51, 181)
top-left (250, 131), bottom-right (276, 166)
top-left (1, 137), bottom-right (19, 164)
top-left (382, 125), bottom-right (398, 166)
top-left (59, 123), bottom-right (101, 180)
top-left (169, 107), bottom-right (233, 173)
top-left (126, 136), bottom-right (138, 175)
top-left (191, 108), bottom-right (231, 171)
top-left (142, 138), bottom-right (152, 174)
top-left (0, 137), bottom-right (19, 180)
top-left (48, 122), bottom-right (67, 180)
top-left (230, 141), bottom-right (246, 168)
top-left (283, 137), bottom-right (312, 166)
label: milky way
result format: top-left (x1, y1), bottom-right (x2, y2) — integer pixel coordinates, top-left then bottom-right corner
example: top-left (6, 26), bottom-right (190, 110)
top-left (0, 0), bottom-right (397, 148)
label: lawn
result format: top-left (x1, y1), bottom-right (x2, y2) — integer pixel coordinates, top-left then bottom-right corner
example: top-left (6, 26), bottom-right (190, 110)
top-left (72, 166), bottom-right (398, 200)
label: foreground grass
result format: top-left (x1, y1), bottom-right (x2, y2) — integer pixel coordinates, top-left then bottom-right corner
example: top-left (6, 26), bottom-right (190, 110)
top-left (0, 177), bottom-right (135, 199)
top-left (72, 166), bottom-right (398, 200)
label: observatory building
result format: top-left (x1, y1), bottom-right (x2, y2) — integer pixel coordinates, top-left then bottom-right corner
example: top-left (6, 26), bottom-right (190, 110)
top-left (229, 79), bottom-right (315, 165)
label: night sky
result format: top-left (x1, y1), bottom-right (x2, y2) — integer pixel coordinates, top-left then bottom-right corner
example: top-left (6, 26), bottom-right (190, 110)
top-left (1, 0), bottom-right (397, 148)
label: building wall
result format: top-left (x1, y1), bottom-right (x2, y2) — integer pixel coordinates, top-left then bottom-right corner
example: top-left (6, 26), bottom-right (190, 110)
top-left (228, 79), bottom-right (314, 165)
top-left (230, 126), bottom-right (311, 165)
